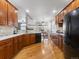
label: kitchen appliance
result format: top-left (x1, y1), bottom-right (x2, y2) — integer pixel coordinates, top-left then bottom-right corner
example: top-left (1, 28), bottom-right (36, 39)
top-left (63, 8), bottom-right (79, 59)
top-left (64, 7), bottom-right (79, 49)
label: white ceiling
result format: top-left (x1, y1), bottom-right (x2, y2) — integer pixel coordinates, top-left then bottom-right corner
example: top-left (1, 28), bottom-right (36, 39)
top-left (8, 0), bottom-right (72, 21)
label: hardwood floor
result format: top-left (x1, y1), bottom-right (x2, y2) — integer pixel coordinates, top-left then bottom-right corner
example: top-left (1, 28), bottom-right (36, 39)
top-left (13, 37), bottom-right (64, 59)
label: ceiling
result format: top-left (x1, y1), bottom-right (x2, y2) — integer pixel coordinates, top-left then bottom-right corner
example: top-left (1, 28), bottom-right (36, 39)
top-left (8, 0), bottom-right (72, 21)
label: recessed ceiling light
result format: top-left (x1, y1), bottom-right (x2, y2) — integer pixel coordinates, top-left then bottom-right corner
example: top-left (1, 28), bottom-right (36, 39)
top-left (26, 9), bottom-right (30, 13)
top-left (52, 10), bottom-right (57, 13)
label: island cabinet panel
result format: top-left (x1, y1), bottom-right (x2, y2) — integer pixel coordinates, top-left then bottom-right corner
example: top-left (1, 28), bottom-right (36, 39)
top-left (50, 35), bottom-right (64, 50)
top-left (0, 0), bottom-right (7, 25)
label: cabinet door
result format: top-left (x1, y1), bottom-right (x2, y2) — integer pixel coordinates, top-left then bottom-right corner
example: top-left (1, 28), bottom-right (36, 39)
top-left (21, 34), bottom-right (30, 47)
top-left (2, 39), bottom-right (13, 59)
top-left (0, 39), bottom-right (13, 59)
top-left (21, 35), bottom-right (26, 47)
top-left (13, 37), bottom-right (19, 55)
top-left (30, 34), bottom-right (36, 44)
top-left (18, 36), bottom-right (23, 50)
top-left (75, 0), bottom-right (79, 9)
top-left (6, 39), bottom-right (13, 59)
top-left (7, 3), bottom-right (18, 27)
top-left (55, 16), bottom-right (58, 25)
top-left (12, 8), bottom-right (18, 27)
top-left (7, 3), bottom-right (14, 26)
top-left (0, 45), bottom-right (5, 59)
top-left (0, 0), bottom-right (7, 25)
top-left (24, 34), bottom-right (30, 45)
top-left (59, 12), bottom-right (64, 24)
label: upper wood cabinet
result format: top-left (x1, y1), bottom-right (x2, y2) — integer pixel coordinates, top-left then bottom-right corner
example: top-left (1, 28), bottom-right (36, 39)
top-left (55, 16), bottom-right (58, 25)
top-left (0, 0), bottom-right (18, 26)
top-left (75, 0), bottom-right (79, 9)
top-left (7, 3), bottom-right (14, 26)
top-left (7, 3), bottom-right (18, 27)
top-left (65, 5), bottom-right (71, 14)
top-left (55, 0), bottom-right (79, 27)
top-left (12, 7), bottom-right (18, 27)
top-left (59, 12), bottom-right (64, 23)
top-left (55, 11), bottom-right (64, 27)
top-left (0, 0), bottom-right (7, 25)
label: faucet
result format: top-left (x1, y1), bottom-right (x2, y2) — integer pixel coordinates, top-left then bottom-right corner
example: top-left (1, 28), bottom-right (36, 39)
top-left (13, 26), bottom-right (18, 34)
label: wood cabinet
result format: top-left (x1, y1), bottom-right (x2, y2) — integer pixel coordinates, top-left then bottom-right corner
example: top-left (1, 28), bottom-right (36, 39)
top-left (7, 3), bottom-right (18, 27)
top-left (12, 7), bottom-right (18, 27)
top-left (25, 34), bottom-right (30, 45)
top-left (55, 0), bottom-right (79, 27)
top-left (0, 45), bottom-right (5, 59)
top-left (50, 35), bottom-right (63, 50)
top-left (30, 34), bottom-right (36, 44)
top-left (22, 34), bottom-right (30, 47)
top-left (0, 0), bottom-right (7, 25)
top-left (7, 3), bottom-right (13, 26)
top-left (55, 16), bottom-right (57, 24)
top-left (19, 34), bottom-right (36, 48)
top-left (75, 0), bottom-right (79, 9)
top-left (55, 12), bottom-right (63, 27)
top-left (13, 36), bottom-right (19, 55)
top-left (0, 33), bottom-right (41, 59)
top-left (0, 0), bottom-right (18, 26)
top-left (4, 39), bottom-right (13, 59)
top-left (0, 38), bottom-right (13, 59)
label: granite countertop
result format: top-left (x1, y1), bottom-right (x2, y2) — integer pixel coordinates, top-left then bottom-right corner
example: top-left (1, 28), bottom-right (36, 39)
top-left (0, 31), bottom-right (41, 41)
top-left (0, 33), bottom-right (25, 41)
top-left (51, 33), bottom-right (64, 36)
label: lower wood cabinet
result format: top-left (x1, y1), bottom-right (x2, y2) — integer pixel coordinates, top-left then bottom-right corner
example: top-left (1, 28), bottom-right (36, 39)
top-left (13, 36), bottom-right (19, 55)
top-left (21, 34), bottom-right (30, 47)
top-left (0, 33), bottom-right (41, 59)
top-left (50, 35), bottom-right (63, 50)
top-left (30, 34), bottom-right (36, 44)
top-left (0, 45), bottom-right (5, 59)
top-left (24, 34), bottom-right (30, 46)
top-left (0, 38), bottom-right (13, 59)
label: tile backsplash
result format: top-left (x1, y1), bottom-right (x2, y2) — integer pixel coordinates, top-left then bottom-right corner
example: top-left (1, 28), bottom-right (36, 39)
top-left (0, 26), bottom-right (15, 35)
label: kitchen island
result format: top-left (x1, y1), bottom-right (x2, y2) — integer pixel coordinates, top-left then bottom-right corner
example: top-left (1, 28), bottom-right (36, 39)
top-left (50, 33), bottom-right (64, 50)
top-left (0, 32), bottom-right (41, 59)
